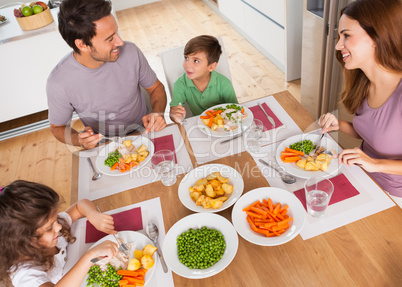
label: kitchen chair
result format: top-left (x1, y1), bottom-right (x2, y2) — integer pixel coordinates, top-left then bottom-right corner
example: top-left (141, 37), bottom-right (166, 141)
top-left (160, 36), bottom-right (232, 118)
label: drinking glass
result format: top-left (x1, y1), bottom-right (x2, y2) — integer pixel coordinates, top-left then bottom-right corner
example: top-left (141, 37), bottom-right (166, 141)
top-left (151, 150), bottom-right (177, 186)
top-left (245, 119), bottom-right (264, 153)
top-left (304, 177), bottom-right (334, 217)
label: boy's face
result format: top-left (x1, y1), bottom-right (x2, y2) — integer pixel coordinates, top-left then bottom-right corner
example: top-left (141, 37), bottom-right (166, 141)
top-left (183, 51), bottom-right (216, 81)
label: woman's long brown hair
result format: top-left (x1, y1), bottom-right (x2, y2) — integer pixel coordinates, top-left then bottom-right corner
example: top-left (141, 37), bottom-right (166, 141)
top-left (0, 180), bottom-right (75, 284)
top-left (336, 0), bottom-right (402, 114)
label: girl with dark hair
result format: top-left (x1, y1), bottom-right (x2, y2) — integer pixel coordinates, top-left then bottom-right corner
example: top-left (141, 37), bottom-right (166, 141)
top-left (319, 0), bottom-right (402, 206)
top-left (0, 180), bottom-right (118, 286)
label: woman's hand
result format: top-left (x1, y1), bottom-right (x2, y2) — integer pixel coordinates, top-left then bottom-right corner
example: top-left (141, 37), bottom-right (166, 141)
top-left (169, 105), bottom-right (186, 124)
top-left (319, 113), bottom-right (339, 133)
top-left (338, 147), bottom-right (379, 172)
top-left (87, 210), bottom-right (117, 235)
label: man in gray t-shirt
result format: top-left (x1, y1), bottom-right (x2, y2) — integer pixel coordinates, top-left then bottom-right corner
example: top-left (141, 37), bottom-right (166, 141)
top-left (47, 0), bottom-right (167, 149)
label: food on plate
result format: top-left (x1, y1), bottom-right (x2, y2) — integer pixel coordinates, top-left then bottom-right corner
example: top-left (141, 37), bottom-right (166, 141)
top-left (243, 197), bottom-right (293, 237)
top-left (87, 239), bottom-right (155, 287)
top-left (289, 139), bottom-right (316, 155)
top-left (117, 269), bottom-right (147, 286)
top-left (0, 15), bottom-right (6, 23)
top-left (280, 146), bottom-right (333, 172)
top-left (127, 244), bottom-right (156, 271)
top-left (200, 104), bottom-right (247, 131)
top-left (87, 264), bottom-right (122, 287)
top-left (189, 172), bottom-right (233, 209)
top-left (104, 140), bottom-right (149, 172)
top-left (14, 2), bottom-right (48, 18)
top-left (177, 226), bottom-right (226, 269)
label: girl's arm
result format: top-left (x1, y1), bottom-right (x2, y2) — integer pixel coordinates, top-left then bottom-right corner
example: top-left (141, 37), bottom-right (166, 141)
top-left (40, 240), bottom-right (118, 287)
top-left (65, 199), bottom-right (117, 234)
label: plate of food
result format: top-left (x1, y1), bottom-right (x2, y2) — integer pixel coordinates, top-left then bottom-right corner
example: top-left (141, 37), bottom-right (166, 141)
top-left (84, 230), bottom-right (158, 287)
top-left (232, 187), bottom-right (306, 246)
top-left (95, 136), bottom-right (154, 176)
top-left (178, 164), bottom-right (244, 213)
top-left (275, 133), bottom-right (342, 179)
top-left (162, 213), bottom-right (238, 279)
top-left (197, 103), bottom-right (253, 138)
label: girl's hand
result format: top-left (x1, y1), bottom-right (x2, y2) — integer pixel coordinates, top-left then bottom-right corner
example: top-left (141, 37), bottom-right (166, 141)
top-left (88, 240), bottom-right (119, 260)
top-left (87, 211), bottom-right (117, 235)
top-left (170, 105), bottom-right (186, 124)
top-left (319, 113), bottom-right (339, 133)
top-left (338, 147), bottom-right (379, 172)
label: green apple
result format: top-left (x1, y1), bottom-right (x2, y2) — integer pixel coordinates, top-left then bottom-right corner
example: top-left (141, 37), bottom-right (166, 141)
top-left (32, 5), bottom-right (43, 14)
top-left (21, 6), bottom-right (33, 17)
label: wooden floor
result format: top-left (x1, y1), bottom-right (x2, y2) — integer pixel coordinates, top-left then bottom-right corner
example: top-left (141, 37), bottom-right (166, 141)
top-left (0, 0), bottom-right (300, 210)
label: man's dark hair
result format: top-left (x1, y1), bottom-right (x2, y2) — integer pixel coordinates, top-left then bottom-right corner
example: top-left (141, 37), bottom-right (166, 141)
top-left (58, 0), bottom-right (112, 54)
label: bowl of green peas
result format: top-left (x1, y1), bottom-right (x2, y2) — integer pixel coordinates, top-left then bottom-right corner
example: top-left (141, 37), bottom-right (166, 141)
top-left (162, 213), bottom-right (238, 279)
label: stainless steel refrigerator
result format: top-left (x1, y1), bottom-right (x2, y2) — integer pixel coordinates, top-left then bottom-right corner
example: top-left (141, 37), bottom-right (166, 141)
top-left (300, 0), bottom-right (361, 148)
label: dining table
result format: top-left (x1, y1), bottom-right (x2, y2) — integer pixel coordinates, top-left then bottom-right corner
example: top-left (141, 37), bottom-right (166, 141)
top-left (69, 91), bottom-right (402, 286)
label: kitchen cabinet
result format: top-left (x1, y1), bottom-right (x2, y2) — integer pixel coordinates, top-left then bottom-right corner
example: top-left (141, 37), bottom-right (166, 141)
top-left (205, 0), bottom-right (303, 81)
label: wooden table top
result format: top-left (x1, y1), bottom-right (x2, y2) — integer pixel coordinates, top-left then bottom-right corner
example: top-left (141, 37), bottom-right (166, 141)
top-left (71, 91), bottom-right (402, 286)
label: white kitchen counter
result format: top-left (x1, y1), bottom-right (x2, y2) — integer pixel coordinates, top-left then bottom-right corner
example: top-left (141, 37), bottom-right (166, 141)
top-left (0, 6), bottom-right (71, 122)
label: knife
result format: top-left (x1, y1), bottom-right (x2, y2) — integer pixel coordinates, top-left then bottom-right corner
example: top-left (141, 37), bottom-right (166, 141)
top-left (220, 133), bottom-right (243, 144)
top-left (258, 102), bottom-right (276, 128)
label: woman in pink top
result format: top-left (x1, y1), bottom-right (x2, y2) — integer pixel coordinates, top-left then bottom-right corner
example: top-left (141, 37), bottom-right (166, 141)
top-left (319, 0), bottom-right (402, 202)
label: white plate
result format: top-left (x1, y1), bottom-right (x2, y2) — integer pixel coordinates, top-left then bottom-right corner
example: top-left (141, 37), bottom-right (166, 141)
top-left (276, 133), bottom-right (342, 179)
top-left (197, 103), bottom-right (254, 138)
top-left (95, 136), bottom-right (154, 176)
top-left (163, 213), bottom-right (238, 279)
top-left (85, 230), bottom-right (157, 286)
top-left (178, 164), bottom-right (244, 213)
top-left (232, 187), bottom-right (306, 246)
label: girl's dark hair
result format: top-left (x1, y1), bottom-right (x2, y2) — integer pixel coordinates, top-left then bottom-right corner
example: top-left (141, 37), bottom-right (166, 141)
top-left (336, 0), bottom-right (402, 114)
top-left (0, 180), bottom-right (75, 284)
top-left (184, 35), bottom-right (222, 65)
top-left (58, 0), bottom-right (112, 54)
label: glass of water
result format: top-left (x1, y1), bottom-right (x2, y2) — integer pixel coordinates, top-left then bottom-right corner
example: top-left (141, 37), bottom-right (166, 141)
top-left (304, 177), bottom-right (334, 217)
top-left (245, 119), bottom-right (264, 153)
top-left (151, 150), bottom-right (177, 186)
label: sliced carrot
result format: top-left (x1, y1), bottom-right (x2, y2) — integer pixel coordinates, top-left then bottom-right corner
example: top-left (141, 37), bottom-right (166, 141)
top-left (129, 161), bottom-right (139, 168)
top-left (117, 270), bottom-right (141, 277)
top-left (281, 151), bottom-right (300, 156)
top-left (241, 108), bottom-right (244, 113)
top-left (246, 211), bottom-right (262, 218)
top-left (206, 111), bottom-right (214, 117)
top-left (285, 147), bottom-right (304, 156)
top-left (273, 203), bottom-right (281, 215)
top-left (283, 156), bottom-right (302, 163)
top-left (111, 162), bottom-right (119, 171)
top-left (250, 206), bottom-right (268, 217)
top-left (200, 115), bottom-right (210, 119)
top-left (119, 279), bottom-right (129, 285)
top-left (207, 117), bottom-right (214, 127)
top-left (268, 198), bottom-right (273, 212)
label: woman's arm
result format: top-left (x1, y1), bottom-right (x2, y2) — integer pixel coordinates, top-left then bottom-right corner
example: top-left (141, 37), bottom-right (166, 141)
top-left (338, 147), bottom-right (402, 175)
top-left (319, 113), bottom-right (361, 139)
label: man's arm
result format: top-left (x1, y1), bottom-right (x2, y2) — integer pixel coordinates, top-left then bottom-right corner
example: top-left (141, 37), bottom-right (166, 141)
top-left (50, 124), bottom-right (102, 149)
top-left (142, 78), bottom-right (167, 132)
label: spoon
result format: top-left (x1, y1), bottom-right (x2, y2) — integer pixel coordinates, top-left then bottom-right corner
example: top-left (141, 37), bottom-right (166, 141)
top-left (87, 158), bottom-right (102, 181)
top-left (146, 222), bottom-right (168, 273)
top-left (259, 159), bottom-right (296, 184)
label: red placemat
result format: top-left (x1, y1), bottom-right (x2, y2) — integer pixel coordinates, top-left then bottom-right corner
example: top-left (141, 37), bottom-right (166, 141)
top-left (151, 134), bottom-right (177, 163)
top-left (85, 207), bottom-right (143, 243)
top-left (293, 174), bottom-right (360, 211)
top-left (249, 102), bottom-right (283, 131)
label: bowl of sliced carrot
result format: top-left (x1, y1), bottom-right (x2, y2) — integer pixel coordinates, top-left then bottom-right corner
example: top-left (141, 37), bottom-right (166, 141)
top-left (232, 187), bottom-right (306, 246)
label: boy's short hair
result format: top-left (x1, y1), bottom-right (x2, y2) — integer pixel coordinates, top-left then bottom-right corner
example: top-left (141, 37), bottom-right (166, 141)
top-left (184, 35), bottom-right (222, 65)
